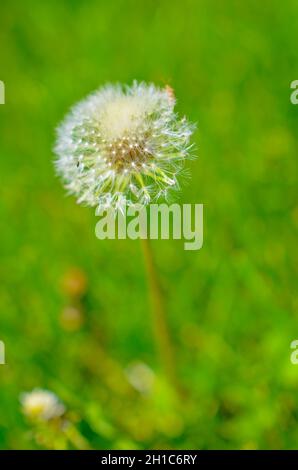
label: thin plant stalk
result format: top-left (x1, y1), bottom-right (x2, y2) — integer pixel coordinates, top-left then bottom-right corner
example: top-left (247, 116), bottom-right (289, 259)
top-left (63, 422), bottom-right (91, 450)
top-left (141, 237), bottom-right (180, 393)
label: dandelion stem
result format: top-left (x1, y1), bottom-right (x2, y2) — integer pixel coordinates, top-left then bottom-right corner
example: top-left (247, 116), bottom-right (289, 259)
top-left (140, 237), bottom-right (180, 394)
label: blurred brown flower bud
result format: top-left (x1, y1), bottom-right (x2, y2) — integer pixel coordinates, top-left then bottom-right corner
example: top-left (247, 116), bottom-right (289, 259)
top-left (61, 267), bottom-right (87, 298)
top-left (60, 305), bottom-right (84, 331)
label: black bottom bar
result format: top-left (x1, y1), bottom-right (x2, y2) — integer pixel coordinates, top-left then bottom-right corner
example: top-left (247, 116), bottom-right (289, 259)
top-left (0, 450), bottom-right (297, 466)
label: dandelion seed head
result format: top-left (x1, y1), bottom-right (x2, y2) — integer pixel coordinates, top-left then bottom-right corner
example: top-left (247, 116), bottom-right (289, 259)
top-left (54, 81), bottom-right (195, 209)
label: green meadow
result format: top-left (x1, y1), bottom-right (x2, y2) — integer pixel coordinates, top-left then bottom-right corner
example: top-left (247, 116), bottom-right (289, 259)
top-left (0, 0), bottom-right (297, 449)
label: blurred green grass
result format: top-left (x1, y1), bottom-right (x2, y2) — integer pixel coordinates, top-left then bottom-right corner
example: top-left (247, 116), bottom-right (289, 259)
top-left (0, 0), bottom-right (298, 449)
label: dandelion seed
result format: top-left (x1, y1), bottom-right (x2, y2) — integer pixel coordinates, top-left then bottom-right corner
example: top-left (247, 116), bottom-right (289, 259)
top-left (54, 81), bottom-right (195, 210)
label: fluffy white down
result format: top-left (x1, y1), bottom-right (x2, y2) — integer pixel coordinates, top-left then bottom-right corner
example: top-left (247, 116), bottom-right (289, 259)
top-left (55, 82), bottom-right (195, 211)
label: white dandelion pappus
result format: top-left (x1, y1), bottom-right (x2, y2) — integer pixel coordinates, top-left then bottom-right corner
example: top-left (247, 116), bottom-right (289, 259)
top-left (54, 82), bottom-right (195, 211)
top-left (20, 389), bottom-right (65, 421)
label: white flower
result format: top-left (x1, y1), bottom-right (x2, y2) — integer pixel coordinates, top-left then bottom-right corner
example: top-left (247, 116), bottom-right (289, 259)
top-left (54, 82), bottom-right (195, 211)
top-left (20, 389), bottom-right (65, 421)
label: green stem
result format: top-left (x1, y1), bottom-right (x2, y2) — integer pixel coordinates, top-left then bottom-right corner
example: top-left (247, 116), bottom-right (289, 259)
top-left (63, 422), bottom-right (91, 449)
top-left (140, 237), bottom-right (180, 393)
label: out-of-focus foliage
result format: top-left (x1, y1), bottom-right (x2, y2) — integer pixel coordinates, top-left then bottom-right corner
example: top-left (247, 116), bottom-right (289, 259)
top-left (0, 0), bottom-right (297, 449)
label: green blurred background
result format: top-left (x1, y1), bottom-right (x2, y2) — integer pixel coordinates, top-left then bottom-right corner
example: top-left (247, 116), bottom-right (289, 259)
top-left (0, 0), bottom-right (297, 450)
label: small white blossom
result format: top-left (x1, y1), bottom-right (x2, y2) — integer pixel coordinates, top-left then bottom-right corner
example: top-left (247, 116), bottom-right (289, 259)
top-left (54, 82), bottom-right (195, 210)
top-left (20, 389), bottom-right (65, 421)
